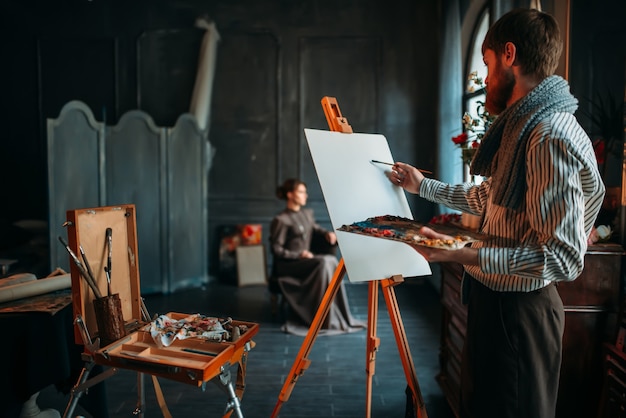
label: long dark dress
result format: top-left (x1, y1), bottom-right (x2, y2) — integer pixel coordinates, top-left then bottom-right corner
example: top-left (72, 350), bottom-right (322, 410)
top-left (269, 208), bottom-right (366, 336)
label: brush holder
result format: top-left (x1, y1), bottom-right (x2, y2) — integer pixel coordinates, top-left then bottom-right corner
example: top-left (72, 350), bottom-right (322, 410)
top-left (93, 293), bottom-right (126, 346)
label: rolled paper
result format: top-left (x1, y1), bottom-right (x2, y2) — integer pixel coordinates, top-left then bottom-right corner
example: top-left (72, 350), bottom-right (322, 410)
top-left (0, 274), bottom-right (71, 304)
top-left (0, 273), bottom-right (37, 288)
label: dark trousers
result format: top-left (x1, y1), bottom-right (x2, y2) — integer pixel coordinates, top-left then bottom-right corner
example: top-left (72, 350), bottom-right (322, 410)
top-left (460, 276), bottom-right (564, 418)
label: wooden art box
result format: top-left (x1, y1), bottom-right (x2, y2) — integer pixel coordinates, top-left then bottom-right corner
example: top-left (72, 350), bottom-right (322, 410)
top-left (63, 204), bottom-right (259, 388)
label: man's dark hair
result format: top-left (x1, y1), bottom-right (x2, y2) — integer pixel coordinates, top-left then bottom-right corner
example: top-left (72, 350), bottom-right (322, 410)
top-left (482, 8), bottom-right (562, 79)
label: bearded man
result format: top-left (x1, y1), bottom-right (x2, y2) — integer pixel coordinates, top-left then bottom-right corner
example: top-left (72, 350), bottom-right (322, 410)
top-left (390, 8), bottom-right (605, 418)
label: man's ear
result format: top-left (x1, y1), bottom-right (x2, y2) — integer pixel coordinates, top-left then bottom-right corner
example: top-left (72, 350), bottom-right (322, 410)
top-left (503, 42), bottom-right (516, 67)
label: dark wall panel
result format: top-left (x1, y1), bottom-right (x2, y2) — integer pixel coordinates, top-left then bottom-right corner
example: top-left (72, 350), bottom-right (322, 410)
top-left (39, 37), bottom-right (117, 122)
top-left (137, 28), bottom-right (204, 127)
top-left (209, 32), bottom-right (279, 202)
top-left (299, 36), bottom-right (380, 202)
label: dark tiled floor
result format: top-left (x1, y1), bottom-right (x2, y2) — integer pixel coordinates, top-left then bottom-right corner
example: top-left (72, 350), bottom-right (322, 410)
top-left (37, 276), bottom-right (455, 418)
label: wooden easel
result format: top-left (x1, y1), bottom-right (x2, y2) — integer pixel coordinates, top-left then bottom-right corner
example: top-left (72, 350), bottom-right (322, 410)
top-left (270, 97), bottom-right (427, 418)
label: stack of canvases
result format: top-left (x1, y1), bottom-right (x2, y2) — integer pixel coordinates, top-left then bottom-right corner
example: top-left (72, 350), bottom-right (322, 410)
top-left (218, 224), bottom-right (263, 283)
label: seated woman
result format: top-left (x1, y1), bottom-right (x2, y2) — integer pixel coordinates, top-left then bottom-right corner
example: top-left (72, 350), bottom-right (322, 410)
top-left (270, 178), bottom-right (366, 336)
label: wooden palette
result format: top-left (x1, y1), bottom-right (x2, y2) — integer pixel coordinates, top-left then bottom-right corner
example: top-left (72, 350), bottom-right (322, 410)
top-left (337, 215), bottom-right (488, 250)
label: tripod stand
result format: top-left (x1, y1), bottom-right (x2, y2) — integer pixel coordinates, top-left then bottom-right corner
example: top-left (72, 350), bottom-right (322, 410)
top-left (270, 97), bottom-right (428, 418)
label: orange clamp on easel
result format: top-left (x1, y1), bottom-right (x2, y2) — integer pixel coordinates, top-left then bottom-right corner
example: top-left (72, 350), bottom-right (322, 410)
top-left (321, 96), bottom-right (353, 133)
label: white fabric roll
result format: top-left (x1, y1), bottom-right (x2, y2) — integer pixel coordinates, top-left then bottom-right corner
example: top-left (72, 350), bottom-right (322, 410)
top-left (189, 18), bottom-right (221, 131)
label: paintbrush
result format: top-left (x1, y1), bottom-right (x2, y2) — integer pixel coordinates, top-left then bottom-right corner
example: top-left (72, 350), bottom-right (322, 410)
top-left (104, 228), bottom-right (113, 297)
top-left (58, 236), bottom-right (103, 298)
top-left (370, 160), bottom-right (432, 174)
top-left (79, 245), bottom-right (97, 286)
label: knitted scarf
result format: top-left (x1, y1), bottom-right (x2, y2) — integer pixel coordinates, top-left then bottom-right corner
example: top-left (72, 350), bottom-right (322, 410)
top-left (470, 75), bottom-right (579, 210)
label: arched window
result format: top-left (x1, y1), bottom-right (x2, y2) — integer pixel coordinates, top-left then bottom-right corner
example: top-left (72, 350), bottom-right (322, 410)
top-left (462, 7), bottom-right (490, 184)
top-left (464, 9), bottom-right (489, 121)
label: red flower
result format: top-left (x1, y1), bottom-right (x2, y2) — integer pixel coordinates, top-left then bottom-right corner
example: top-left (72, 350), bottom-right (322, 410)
top-left (452, 132), bottom-right (468, 145)
top-left (429, 213), bottom-right (462, 225)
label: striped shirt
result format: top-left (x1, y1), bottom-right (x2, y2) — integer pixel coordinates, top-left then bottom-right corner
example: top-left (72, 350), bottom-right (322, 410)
top-left (420, 112), bottom-right (605, 292)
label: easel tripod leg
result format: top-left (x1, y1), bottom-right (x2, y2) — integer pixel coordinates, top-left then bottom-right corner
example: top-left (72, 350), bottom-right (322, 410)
top-left (223, 380), bottom-right (244, 418)
top-left (365, 281), bottom-right (380, 418)
top-left (270, 260), bottom-right (347, 418)
top-left (134, 372), bottom-right (146, 417)
top-left (63, 361), bottom-right (94, 418)
top-left (381, 277), bottom-right (428, 418)
top-left (214, 363), bottom-right (245, 418)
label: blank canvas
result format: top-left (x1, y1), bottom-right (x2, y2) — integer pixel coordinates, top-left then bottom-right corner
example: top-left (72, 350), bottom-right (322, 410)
top-left (304, 128), bottom-right (431, 282)
top-left (236, 245), bottom-right (267, 287)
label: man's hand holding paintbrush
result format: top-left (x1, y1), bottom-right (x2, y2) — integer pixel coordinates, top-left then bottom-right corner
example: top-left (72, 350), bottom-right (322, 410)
top-left (388, 161), bottom-right (426, 195)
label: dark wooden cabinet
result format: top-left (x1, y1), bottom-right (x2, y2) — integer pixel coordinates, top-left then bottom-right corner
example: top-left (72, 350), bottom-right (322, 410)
top-left (437, 261), bottom-right (465, 418)
top-left (436, 243), bottom-right (623, 418)
top-left (598, 342), bottom-right (626, 417)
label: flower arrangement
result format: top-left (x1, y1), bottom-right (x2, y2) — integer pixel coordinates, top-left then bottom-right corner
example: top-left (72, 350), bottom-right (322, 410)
top-left (452, 71), bottom-right (496, 165)
top-left (429, 213), bottom-right (462, 225)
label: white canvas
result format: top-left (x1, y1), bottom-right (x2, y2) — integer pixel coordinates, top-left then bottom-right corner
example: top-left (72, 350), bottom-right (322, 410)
top-left (304, 128), bottom-right (431, 282)
top-left (236, 245), bottom-right (267, 287)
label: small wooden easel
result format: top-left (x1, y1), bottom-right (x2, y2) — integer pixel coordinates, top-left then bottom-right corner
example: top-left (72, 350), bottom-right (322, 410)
top-left (270, 97), bottom-right (427, 418)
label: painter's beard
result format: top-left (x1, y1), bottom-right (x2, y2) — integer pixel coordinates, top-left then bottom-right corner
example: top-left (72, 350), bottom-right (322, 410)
top-left (485, 65), bottom-right (515, 115)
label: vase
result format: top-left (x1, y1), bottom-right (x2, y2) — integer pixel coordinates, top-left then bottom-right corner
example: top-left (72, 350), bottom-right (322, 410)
top-left (461, 213), bottom-right (481, 231)
top-left (462, 148), bottom-right (477, 166)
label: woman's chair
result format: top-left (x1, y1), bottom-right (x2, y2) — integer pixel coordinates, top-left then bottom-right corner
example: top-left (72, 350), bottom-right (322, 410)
top-left (267, 262), bottom-right (286, 316)
top-left (267, 231), bottom-right (338, 316)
